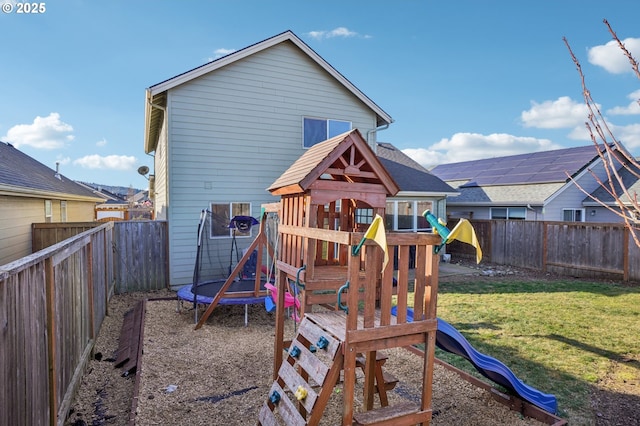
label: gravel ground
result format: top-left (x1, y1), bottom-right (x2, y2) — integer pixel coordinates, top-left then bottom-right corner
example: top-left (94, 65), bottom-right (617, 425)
top-left (64, 262), bottom-right (639, 425)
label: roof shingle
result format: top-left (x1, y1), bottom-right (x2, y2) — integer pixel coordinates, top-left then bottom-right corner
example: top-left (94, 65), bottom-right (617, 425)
top-left (0, 141), bottom-right (102, 200)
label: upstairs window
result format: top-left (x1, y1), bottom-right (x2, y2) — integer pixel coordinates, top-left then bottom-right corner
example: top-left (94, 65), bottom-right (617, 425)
top-left (303, 117), bottom-right (351, 148)
top-left (563, 208), bottom-right (584, 222)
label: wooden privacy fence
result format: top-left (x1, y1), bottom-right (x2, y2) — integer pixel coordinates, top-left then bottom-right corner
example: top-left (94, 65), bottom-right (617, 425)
top-left (0, 223), bottom-right (114, 426)
top-left (446, 219), bottom-right (640, 281)
top-left (33, 220), bottom-right (169, 293)
top-left (3, 220), bottom-right (169, 425)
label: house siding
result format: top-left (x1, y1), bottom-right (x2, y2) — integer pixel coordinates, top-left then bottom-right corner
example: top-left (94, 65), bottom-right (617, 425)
top-left (0, 197), bottom-right (96, 265)
top-left (0, 196), bottom-right (43, 264)
top-left (154, 116), bottom-right (169, 221)
top-left (544, 159), bottom-right (609, 221)
top-left (162, 41), bottom-right (379, 286)
top-left (66, 200), bottom-right (96, 221)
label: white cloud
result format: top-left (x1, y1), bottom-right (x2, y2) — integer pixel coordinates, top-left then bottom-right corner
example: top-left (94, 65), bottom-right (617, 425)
top-left (607, 89), bottom-right (640, 115)
top-left (404, 133), bottom-right (562, 168)
top-left (306, 27), bottom-right (370, 40)
top-left (207, 48), bottom-right (236, 62)
top-left (3, 112), bottom-right (74, 149)
top-left (588, 37), bottom-right (640, 74)
top-left (96, 138), bottom-right (108, 147)
top-left (607, 123), bottom-right (640, 149)
top-left (521, 96), bottom-right (592, 129)
top-left (73, 154), bottom-right (137, 170)
top-left (567, 125), bottom-right (592, 141)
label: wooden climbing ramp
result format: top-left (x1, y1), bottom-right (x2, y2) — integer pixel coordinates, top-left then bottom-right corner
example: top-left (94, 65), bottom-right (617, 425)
top-left (258, 316), bottom-right (344, 425)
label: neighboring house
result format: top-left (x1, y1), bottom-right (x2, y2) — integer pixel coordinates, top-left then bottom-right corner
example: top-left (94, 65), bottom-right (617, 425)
top-left (0, 141), bottom-right (103, 265)
top-left (376, 142), bottom-right (457, 230)
top-left (144, 30), bottom-right (447, 287)
top-left (77, 182), bottom-right (130, 220)
top-left (585, 159), bottom-right (640, 223)
top-left (77, 183), bottom-right (154, 221)
top-left (431, 144), bottom-right (627, 222)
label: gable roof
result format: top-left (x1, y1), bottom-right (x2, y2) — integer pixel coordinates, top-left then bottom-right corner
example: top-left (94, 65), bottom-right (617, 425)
top-left (585, 160), bottom-right (640, 206)
top-left (268, 129), bottom-right (399, 197)
top-left (431, 144), bottom-right (612, 206)
top-left (0, 141), bottom-right (103, 201)
top-left (431, 144), bottom-right (606, 186)
top-left (376, 142), bottom-right (457, 196)
top-left (145, 30), bottom-right (393, 153)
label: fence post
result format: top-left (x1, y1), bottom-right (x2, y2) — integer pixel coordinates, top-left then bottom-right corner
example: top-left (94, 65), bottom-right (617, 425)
top-left (542, 222), bottom-right (548, 273)
top-left (45, 257), bottom-right (57, 426)
top-left (87, 240), bottom-right (95, 339)
top-left (623, 226), bottom-right (630, 282)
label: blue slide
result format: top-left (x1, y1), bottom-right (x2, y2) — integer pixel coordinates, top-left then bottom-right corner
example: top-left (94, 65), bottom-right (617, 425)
top-left (391, 306), bottom-right (558, 414)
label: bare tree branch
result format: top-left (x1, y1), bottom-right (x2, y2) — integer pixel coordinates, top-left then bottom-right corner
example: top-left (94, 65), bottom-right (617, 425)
top-left (563, 22), bottom-right (640, 247)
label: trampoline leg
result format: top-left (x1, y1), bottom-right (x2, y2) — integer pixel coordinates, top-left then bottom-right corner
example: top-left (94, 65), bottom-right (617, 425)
top-left (244, 304), bottom-right (248, 326)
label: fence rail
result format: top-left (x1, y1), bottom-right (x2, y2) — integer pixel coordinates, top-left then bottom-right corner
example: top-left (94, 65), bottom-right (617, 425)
top-left (446, 219), bottom-right (639, 281)
top-left (1, 220), bottom-right (168, 425)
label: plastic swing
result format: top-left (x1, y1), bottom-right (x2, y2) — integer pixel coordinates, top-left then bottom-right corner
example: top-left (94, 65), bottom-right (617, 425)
top-left (264, 281), bottom-right (301, 322)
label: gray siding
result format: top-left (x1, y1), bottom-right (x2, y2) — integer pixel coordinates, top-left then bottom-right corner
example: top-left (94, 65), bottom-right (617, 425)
top-left (164, 41), bottom-right (379, 286)
top-left (586, 206), bottom-right (622, 223)
top-left (545, 159), bottom-right (608, 221)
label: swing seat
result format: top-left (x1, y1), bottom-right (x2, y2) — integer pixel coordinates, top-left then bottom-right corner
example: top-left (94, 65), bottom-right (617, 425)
top-left (264, 283), bottom-right (301, 322)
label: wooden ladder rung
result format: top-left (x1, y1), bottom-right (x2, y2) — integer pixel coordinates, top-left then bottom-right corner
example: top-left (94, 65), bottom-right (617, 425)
top-left (353, 402), bottom-right (427, 426)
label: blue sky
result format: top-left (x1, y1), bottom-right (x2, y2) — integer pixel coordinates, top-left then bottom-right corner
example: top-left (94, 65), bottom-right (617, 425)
top-left (1, 1), bottom-right (639, 189)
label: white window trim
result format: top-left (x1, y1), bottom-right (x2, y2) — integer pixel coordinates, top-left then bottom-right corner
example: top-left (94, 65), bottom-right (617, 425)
top-left (45, 200), bottom-right (52, 222)
top-left (386, 200), bottom-right (432, 232)
top-left (302, 117), bottom-right (352, 149)
top-left (61, 201), bottom-right (67, 222)
top-left (209, 202), bottom-right (253, 239)
top-left (490, 207), bottom-right (526, 220)
top-left (562, 208), bottom-right (585, 222)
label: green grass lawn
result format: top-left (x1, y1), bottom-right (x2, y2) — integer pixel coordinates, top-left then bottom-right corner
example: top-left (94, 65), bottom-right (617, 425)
top-left (429, 278), bottom-right (640, 424)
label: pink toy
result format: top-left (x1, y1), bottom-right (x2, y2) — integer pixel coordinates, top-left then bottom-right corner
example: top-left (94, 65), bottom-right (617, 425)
top-left (264, 283), bottom-right (301, 322)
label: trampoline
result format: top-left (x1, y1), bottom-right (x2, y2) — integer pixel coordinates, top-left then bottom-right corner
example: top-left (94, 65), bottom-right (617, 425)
top-left (177, 209), bottom-right (276, 326)
top-left (177, 278), bottom-right (268, 326)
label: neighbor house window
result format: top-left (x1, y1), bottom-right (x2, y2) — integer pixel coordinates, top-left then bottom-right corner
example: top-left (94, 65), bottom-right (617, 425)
top-left (491, 207), bottom-right (526, 220)
top-left (210, 202), bottom-right (252, 238)
top-left (563, 208), bottom-right (584, 222)
top-left (61, 201), bottom-right (67, 222)
top-left (385, 200), bottom-right (433, 231)
top-left (303, 117), bottom-right (351, 148)
top-left (355, 208), bottom-right (374, 225)
top-left (45, 200), bottom-right (52, 223)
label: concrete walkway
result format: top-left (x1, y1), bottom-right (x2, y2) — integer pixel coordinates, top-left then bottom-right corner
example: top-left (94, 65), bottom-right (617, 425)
top-left (439, 262), bottom-right (478, 277)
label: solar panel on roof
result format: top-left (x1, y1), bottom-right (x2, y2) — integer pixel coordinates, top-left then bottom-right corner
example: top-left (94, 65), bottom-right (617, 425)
top-left (432, 145), bottom-right (604, 186)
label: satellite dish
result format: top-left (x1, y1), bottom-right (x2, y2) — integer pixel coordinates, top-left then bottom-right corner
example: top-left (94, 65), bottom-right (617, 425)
top-left (137, 165), bottom-right (150, 176)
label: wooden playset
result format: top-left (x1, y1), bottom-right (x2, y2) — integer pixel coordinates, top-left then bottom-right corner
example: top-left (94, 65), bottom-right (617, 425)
top-left (257, 130), bottom-right (442, 425)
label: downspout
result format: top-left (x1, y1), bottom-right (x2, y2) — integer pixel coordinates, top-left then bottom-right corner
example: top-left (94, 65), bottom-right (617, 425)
top-left (367, 123), bottom-right (390, 149)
